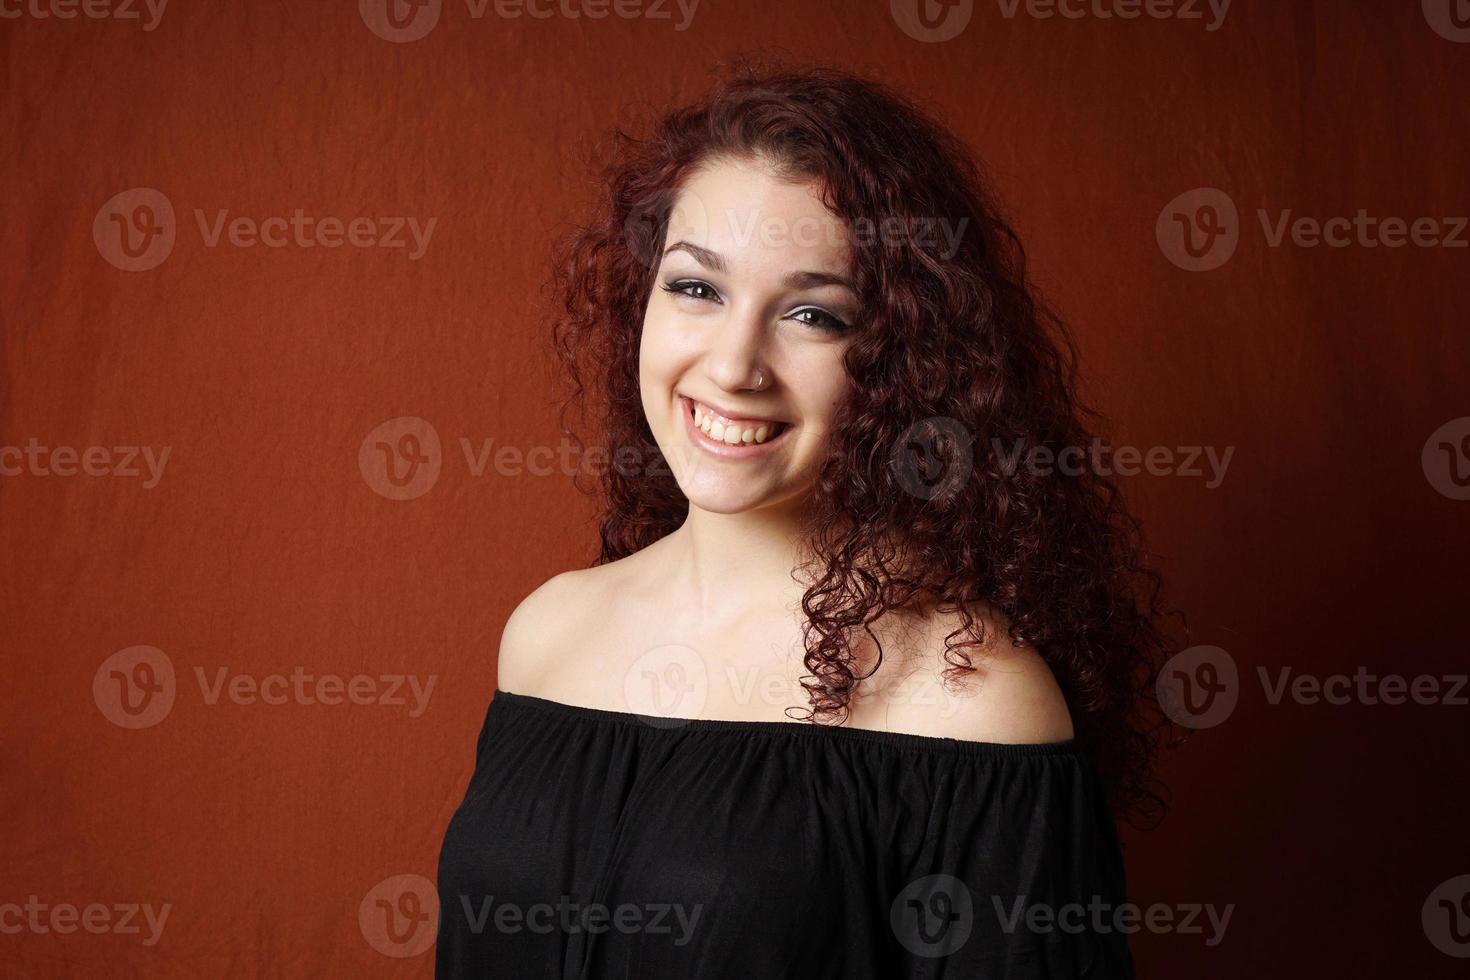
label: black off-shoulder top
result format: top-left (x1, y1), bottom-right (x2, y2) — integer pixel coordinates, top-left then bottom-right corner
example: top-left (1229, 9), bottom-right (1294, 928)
top-left (435, 690), bottom-right (1135, 979)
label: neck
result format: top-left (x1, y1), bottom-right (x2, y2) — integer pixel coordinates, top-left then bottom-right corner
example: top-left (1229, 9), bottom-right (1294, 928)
top-left (664, 497), bottom-right (813, 619)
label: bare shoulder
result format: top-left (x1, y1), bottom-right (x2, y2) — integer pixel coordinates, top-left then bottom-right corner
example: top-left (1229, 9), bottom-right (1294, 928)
top-left (495, 562), bottom-right (620, 694)
top-left (861, 601), bottom-right (1075, 744)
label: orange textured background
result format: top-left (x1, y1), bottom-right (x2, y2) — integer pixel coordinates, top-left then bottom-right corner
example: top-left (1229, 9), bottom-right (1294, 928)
top-left (3, 0), bottom-right (1468, 976)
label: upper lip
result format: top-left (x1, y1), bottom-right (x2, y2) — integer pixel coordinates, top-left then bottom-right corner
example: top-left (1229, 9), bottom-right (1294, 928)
top-left (680, 394), bottom-right (787, 427)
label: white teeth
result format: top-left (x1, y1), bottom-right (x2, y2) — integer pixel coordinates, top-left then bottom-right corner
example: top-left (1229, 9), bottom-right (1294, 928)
top-left (690, 400), bottom-right (780, 446)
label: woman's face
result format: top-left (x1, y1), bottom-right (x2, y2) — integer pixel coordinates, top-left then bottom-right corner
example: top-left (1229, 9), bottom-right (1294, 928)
top-left (639, 155), bottom-right (859, 516)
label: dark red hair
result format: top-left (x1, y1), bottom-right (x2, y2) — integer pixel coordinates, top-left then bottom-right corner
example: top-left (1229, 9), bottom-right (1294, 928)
top-left (551, 63), bottom-right (1173, 824)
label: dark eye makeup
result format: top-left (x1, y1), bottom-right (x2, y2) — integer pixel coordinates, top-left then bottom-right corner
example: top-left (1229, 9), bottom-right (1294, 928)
top-left (660, 278), bottom-right (854, 335)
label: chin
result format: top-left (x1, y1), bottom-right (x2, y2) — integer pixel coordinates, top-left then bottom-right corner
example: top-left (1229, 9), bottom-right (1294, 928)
top-left (678, 481), bottom-right (775, 516)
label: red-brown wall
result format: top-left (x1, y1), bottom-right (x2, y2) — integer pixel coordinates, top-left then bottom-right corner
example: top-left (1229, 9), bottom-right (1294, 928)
top-left (3, 0), bottom-right (1467, 975)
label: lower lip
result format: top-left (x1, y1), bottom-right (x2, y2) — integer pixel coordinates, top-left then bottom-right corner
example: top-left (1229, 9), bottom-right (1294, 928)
top-left (679, 396), bottom-right (790, 460)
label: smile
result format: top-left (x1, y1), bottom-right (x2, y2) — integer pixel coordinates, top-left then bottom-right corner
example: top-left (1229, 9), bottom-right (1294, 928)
top-left (679, 396), bottom-right (791, 456)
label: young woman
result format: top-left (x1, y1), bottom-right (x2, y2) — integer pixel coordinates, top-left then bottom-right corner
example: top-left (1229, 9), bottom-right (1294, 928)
top-left (435, 65), bottom-right (1166, 978)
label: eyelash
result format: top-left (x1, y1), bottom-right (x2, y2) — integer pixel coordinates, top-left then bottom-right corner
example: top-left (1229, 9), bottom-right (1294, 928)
top-left (660, 279), bottom-right (852, 335)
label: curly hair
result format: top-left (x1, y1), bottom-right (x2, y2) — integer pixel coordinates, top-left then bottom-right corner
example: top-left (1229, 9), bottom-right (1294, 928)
top-left (550, 63), bottom-right (1174, 825)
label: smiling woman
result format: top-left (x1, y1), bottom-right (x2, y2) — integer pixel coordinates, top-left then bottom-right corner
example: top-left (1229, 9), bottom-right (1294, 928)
top-left (434, 64), bottom-right (1169, 978)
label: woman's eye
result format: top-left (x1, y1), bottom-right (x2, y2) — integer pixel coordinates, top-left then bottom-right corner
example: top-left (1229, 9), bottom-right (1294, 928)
top-left (788, 306), bottom-right (851, 334)
top-left (661, 279), bottom-right (720, 303)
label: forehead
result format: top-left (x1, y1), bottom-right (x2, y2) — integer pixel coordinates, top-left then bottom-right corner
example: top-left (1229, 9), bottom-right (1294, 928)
top-left (664, 156), bottom-right (853, 277)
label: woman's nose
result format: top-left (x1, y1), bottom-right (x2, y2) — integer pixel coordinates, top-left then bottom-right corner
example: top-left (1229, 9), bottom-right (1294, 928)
top-left (702, 305), bottom-right (770, 392)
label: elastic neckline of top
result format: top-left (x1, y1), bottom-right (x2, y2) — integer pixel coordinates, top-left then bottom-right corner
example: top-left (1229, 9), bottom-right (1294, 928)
top-left (491, 689), bottom-right (1082, 758)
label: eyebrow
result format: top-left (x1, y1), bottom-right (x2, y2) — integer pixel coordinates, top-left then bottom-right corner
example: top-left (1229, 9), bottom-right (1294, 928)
top-left (663, 240), bottom-right (855, 292)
